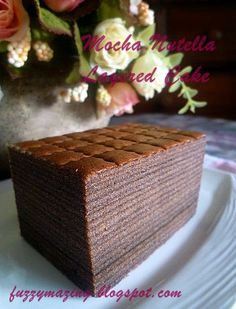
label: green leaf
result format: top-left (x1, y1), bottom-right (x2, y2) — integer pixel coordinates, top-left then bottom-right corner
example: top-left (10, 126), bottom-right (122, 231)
top-left (183, 88), bottom-right (198, 99)
top-left (73, 23), bottom-right (91, 77)
top-left (177, 88), bottom-right (185, 98)
top-left (137, 24), bottom-right (156, 46)
top-left (34, 0), bottom-right (71, 36)
top-left (98, 0), bottom-right (122, 20)
top-left (194, 101), bottom-right (207, 108)
top-left (190, 105), bottom-right (196, 113)
top-left (73, 23), bottom-right (83, 55)
top-left (31, 28), bottom-right (52, 41)
top-left (40, 8), bottom-right (71, 36)
top-left (178, 104), bottom-right (190, 114)
top-left (169, 81), bottom-right (181, 93)
top-left (166, 53), bottom-right (184, 67)
top-left (172, 67), bottom-right (192, 85)
top-left (178, 66), bottom-right (192, 76)
top-left (66, 62), bottom-right (81, 84)
top-left (151, 40), bottom-right (169, 57)
top-left (0, 41), bottom-right (8, 53)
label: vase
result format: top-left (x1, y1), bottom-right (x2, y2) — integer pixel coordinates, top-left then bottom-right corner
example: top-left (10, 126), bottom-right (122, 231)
top-left (0, 66), bottom-right (111, 179)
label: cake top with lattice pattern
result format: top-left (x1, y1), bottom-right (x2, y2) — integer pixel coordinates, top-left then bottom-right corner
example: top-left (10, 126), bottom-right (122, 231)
top-left (10, 123), bottom-right (206, 177)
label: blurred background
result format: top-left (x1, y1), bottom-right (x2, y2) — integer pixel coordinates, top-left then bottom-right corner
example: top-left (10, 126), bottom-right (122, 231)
top-left (131, 0), bottom-right (236, 119)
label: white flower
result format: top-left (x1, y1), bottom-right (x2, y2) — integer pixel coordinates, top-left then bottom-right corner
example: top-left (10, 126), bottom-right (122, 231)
top-left (7, 30), bottom-right (31, 68)
top-left (90, 18), bottom-right (139, 75)
top-left (132, 50), bottom-right (169, 100)
top-left (140, 8), bottom-right (155, 26)
top-left (33, 41), bottom-right (54, 62)
top-left (138, 2), bottom-right (155, 26)
top-left (58, 83), bottom-right (89, 104)
top-left (62, 89), bottom-right (73, 104)
top-left (72, 83), bottom-right (88, 103)
top-left (96, 85), bottom-right (111, 107)
top-left (130, 0), bottom-right (142, 15)
top-left (128, 26), bottom-right (135, 34)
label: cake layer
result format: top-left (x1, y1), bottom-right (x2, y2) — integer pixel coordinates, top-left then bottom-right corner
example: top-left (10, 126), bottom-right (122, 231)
top-left (19, 219), bottom-right (94, 291)
top-left (10, 161), bottom-right (202, 267)
top-left (10, 151), bottom-right (202, 266)
top-left (19, 203), bottom-right (196, 295)
top-left (86, 139), bottom-right (205, 201)
top-left (10, 154), bottom-right (201, 231)
top-left (94, 204), bottom-right (196, 293)
top-left (9, 123), bottom-right (206, 295)
top-left (9, 140), bottom-right (203, 225)
top-left (17, 190), bottom-right (199, 274)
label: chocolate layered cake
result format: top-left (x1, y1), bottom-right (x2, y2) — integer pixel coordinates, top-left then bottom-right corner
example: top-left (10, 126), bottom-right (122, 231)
top-left (8, 123), bottom-right (206, 295)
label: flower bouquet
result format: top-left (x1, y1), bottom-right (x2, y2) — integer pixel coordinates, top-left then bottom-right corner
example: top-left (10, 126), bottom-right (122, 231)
top-left (0, 0), bottom-right (207, 118)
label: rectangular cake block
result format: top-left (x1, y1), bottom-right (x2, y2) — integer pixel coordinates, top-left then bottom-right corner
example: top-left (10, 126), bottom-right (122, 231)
top-left (8, 123), bottom-right (206, 295)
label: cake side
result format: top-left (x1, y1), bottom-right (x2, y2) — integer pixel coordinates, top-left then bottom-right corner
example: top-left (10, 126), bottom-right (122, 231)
top-left (84, 138), bottom-right (205, 293)
top-left (8, 123), bottom-right (206, 295)
top-left (8, 147), bottom-right (96, 292)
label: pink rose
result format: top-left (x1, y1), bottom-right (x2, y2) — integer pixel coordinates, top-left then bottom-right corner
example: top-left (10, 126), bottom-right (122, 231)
top-left (0, 0), bottom-right (29, 42)
top-left (102, 83), bottom-right (139, 116)
top-left (43, 0), bottom-right (84, 12)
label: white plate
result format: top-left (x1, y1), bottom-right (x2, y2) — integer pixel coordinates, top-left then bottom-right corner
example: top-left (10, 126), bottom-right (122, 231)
top-left (0, 168), bottom-right (236, 309)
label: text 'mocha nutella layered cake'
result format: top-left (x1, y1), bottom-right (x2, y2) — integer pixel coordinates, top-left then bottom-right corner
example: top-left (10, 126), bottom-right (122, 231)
top-left (8, 123), bottom-right (206, 295)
